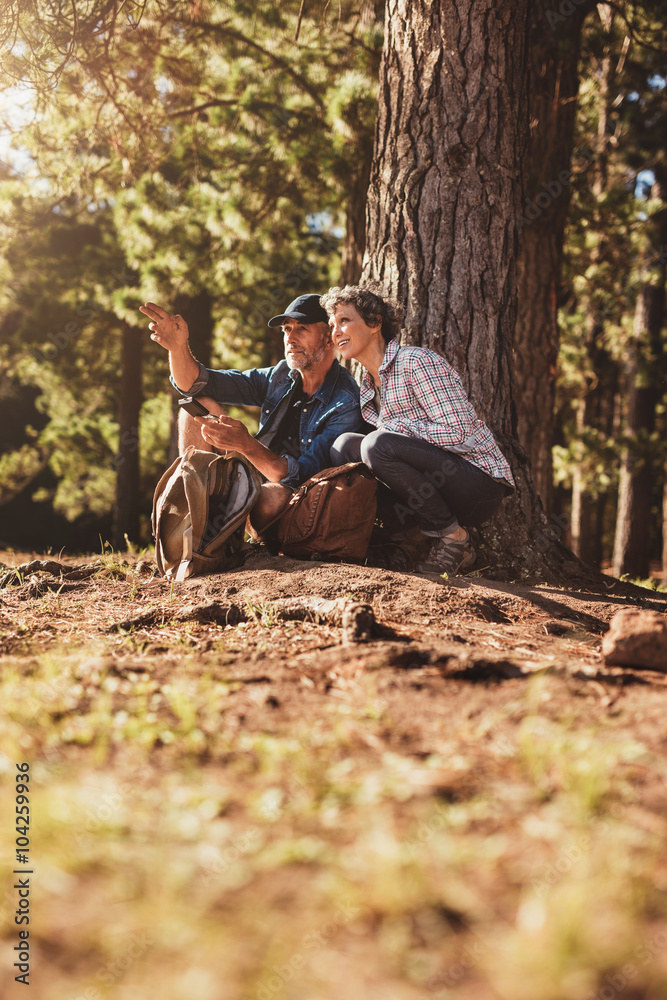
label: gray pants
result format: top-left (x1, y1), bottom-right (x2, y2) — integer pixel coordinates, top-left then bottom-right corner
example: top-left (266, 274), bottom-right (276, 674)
top-left (331, 429), bottom-right (511, 532)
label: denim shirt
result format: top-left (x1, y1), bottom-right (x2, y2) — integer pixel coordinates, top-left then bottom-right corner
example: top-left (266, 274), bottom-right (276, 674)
top-left (173, 358), bottom-right (362, 487)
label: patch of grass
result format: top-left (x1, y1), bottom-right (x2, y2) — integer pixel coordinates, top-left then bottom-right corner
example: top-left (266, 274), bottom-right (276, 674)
top-left (245, 598), bottom-right (280, 628)
top-left (518, 712), bottom-right (646, 816)
top-left (2, 592), bottom-right (667, 1000)
top-left (620, 573), bottom-right (667, 593)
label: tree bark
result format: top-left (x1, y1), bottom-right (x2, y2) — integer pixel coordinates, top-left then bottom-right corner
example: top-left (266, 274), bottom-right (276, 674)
top-left (612, 192), bottom-right (667, 579)
top-left (364, 0), bottom-right (526, 411)
top-left (663, 456), bottom-right (667, 587)
top-left (513, 1), bottom-right (590, 510)
top-left (114, 323), bottom-right (143, 548)
top-left (340, 149), bottom-right (373, 285)
top-left (569, 5), bottom-right (618, 567)
top-left (362, 0), bottom-right (582, 580)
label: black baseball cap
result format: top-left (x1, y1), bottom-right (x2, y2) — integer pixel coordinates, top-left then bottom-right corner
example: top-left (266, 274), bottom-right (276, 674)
top-left (267, 293), bottom-right (329, 328)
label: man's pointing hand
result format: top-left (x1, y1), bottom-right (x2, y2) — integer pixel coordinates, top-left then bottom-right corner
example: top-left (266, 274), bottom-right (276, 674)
top-left (140, 302), bottom-right (190, 352)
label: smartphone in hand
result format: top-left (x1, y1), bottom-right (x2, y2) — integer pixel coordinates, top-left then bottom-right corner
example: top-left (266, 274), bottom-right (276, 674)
top-left (178, 396), bottom-right (210, 417)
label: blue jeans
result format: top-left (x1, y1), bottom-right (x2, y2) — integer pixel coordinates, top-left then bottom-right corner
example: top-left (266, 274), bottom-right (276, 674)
top-left (331, 430), bottom-right (512, 532)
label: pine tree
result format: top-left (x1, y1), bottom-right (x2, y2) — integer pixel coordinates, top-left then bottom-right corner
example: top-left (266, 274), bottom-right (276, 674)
top-left (556, 3), bottom-right (667, 576)
top-left (362, 0), bottom-right (590, 580)
top-left (610, 20), bottom-right (667, 578)
top-left (0, 1), bottom-right (382, 545)
top-left (513, 0), bottom-right (595, 511)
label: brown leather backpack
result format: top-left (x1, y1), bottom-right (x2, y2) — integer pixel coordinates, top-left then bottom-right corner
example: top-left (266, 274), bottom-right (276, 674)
top-left (276, 463), bottom-right (377, 561)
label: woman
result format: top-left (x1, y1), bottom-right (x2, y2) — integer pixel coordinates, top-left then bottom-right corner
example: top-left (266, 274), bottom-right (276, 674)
top-left (322, 284), bottom-right (514, 576)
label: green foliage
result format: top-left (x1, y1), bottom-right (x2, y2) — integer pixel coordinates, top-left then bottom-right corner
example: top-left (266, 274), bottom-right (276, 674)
top-left (0, 1), bottom-right (382, 538)
top-left (555, 4), bottom-right (667, 564)
top-left (0, 443), bottom-right (44, 504)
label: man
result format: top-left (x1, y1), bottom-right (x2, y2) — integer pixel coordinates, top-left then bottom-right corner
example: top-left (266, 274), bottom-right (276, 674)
top-left (140, 294), bottom-right (362, 532)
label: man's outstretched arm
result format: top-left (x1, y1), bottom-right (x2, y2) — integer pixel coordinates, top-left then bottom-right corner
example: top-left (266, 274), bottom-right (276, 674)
top-left (140, 301), bottom-right (199, 392)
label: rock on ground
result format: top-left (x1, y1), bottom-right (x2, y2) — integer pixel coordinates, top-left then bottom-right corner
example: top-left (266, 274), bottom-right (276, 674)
top-left (602, 608), bottom-right (667, 671)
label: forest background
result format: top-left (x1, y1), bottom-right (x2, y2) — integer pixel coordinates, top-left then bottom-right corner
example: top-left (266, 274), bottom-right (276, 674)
top-left (0, 0), bottom-right (666, 586)
top-left (3, 6), bottom-right (667, 1000)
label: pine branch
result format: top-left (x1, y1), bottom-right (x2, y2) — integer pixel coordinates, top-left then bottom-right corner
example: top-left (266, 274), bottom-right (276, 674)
top-left (181, 17), bottom-right (325, 110)
top-left (0, 452), bottom-right (50, 509)
top-left (600, 1), bottom-right (667, 55)
top-left (167, 98), bottom-right (240, 118)
top-left (295, 0), bottom-right (307, 42)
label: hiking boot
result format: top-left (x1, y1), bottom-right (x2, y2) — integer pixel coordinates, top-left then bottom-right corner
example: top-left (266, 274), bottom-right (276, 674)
top-left (366, 523), bottom-right (431, 572)
top-left (388, 524), bottom-right (426, 545)
top-left (416, 528), bottom-right (476, 577)
top-left (366, 541), bottom-right (416, 572)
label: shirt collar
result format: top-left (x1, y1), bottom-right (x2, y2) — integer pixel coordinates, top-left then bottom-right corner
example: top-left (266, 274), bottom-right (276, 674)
top-left (361, 338), bottom-right (400, 393)
top-left (379, 338), bottom-right (401, 374)
top-left (288, 358), bottom-right (341, 404)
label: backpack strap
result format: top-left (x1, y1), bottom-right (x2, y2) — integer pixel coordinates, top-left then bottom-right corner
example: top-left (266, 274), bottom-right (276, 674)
top-left (152, 446), bottom-right (262, 578)
top-left (175, 525), bottom-right (194, 581)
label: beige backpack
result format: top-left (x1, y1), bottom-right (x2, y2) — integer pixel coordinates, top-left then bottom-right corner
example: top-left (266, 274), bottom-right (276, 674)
top-left (152, 446), bottom-right (261, 580)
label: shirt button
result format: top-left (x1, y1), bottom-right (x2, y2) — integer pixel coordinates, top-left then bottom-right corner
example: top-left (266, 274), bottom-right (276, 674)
top-left (303, 407), bottom-right (307, 412)
top-left (308, 438), bottom-right (311, 443)
top-left (265, 408), bottom-right (269, 413)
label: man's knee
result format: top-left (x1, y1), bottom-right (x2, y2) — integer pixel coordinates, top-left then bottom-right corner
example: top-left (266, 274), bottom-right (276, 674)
top-left (178, 396), bottom-right (224, 454)
top-left (247, 483), bottom-right (292, 540)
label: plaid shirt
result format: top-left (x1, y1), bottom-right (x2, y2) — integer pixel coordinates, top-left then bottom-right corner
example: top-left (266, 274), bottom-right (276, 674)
top-left (360, 339), bottom-right (514, 485)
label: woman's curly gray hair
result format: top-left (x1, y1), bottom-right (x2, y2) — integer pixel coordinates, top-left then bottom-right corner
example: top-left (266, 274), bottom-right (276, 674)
top-left (320, 283), bottom-right (403, 344)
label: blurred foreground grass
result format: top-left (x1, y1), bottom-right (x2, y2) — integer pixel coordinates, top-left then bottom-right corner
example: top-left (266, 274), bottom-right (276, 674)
top-left (1, 587), bottom-right (667, 999)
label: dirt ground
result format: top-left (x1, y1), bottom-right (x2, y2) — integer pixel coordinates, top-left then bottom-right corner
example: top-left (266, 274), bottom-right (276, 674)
top-left (2, 548), bottom-right (667, 1000)
top-left (2, 547), bottom-right (667, 762)
top-left (3, 545), bottom-right (666, 646)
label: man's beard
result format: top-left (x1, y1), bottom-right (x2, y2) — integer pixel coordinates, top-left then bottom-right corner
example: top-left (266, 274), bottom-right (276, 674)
top-left (288, 335), bottom-right (331, 372)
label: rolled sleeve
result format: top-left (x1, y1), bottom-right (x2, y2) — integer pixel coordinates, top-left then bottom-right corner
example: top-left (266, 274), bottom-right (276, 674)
top-left (203, 366), bottom-right (273, 406)
top-left (280, 455), bottom-right (302, 487)
top-left (170, 362), bottom-right (210, 396)
top-left (171, 365), bottom-right (275, 406)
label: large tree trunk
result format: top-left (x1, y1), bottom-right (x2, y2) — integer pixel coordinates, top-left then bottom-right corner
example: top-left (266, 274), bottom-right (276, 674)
top-left (612, 193), bottom-right (667, 579)
top-left (114, 323), bottom-right (143, 548)
top-left (340, 149), bottom-right (373, 285)
top-left (569, 6), bottom-right (623, 568)
top-left (362, 0), bottom-right (578, 580)
top-left (663, 457), bottom-right (667, 587)
top-left (513, 1), bottom-right (590, 511)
